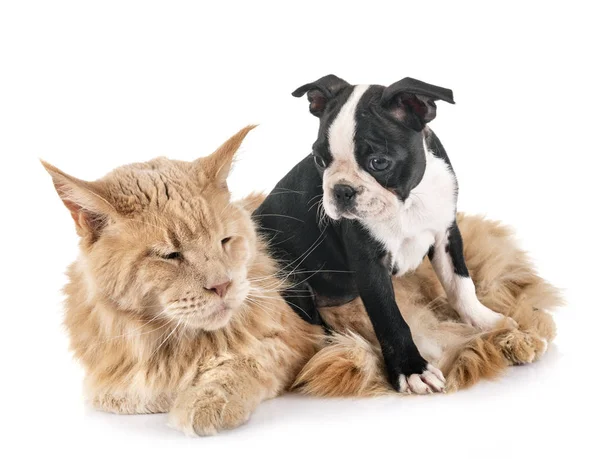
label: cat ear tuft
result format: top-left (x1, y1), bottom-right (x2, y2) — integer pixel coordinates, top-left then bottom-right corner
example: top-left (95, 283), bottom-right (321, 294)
top-left (200, 125), bottom-right (257, 188)
top-left (41, 160), bottom-right (116, 238)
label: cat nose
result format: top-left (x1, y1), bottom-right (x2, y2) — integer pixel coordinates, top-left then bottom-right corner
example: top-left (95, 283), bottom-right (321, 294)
top-left (206, 280), bottom-right (231, 298)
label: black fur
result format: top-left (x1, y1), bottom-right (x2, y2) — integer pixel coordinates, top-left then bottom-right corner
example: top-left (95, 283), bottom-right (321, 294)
top-left (446, 220), bottom-right (470, 277)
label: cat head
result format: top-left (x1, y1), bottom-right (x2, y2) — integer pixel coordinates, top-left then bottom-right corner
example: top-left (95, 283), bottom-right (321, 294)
top-left (43, 126), bottom-right (257, 332)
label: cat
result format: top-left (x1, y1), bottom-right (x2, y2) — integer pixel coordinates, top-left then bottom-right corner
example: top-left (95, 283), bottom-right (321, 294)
top-left (42, 126), bottom-right (561, 435)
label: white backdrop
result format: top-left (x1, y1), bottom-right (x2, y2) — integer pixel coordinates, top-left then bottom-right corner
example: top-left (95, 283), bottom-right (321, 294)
top-left (0, 1), bottom-right (597, 458)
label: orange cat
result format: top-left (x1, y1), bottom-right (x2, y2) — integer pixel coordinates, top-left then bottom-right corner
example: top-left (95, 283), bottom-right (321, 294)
top-left (42, 126), bottom-right (560, 435)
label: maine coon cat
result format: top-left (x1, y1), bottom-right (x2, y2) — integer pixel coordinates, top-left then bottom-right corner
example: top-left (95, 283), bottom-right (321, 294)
top-left (42, 126), bottom-right (560, 435)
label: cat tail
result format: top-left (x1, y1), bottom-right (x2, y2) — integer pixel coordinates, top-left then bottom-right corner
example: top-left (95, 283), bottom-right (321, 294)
top-left (292, 331), bottom-right (391, 397)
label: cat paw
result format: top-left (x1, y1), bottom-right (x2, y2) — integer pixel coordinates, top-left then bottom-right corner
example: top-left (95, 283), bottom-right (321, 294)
top-left (496, 329), bottom-right (548, 365)
top-left (462, 304), bottom-right (517, 331)
top-left (89, 392), bottom-right (171, 414)
top-left (168, 386), bottom-right (250, 436)
top-left (398, 364), bottom-right (446, 394)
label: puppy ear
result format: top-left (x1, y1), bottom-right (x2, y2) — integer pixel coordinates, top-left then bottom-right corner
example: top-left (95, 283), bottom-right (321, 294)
top-left (381, 77), bottom-right (455, 131)
top-left (200, 125), bottom-right (256, 188)
top-left (41, 160), bottom-right (116, 239)
top-left (292, 74), bottom-right (350, 117)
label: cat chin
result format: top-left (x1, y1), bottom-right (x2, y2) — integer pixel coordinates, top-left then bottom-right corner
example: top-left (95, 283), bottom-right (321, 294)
top-left (184, 305), bottom-right (235, 332)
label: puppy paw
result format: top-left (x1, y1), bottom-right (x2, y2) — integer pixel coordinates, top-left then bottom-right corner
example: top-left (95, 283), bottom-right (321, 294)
top-left (462, 304), bottom-right (517, 331)
top-left (496, 329), bottom-right (548, 365)
top-left (398, 364), bottom-right (446, 395)
top-left (168, 386), bottom-right (250, 436)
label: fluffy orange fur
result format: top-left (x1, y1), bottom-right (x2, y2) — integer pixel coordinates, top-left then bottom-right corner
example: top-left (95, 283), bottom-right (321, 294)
top-left (43, 126), bottom-right (561, 435)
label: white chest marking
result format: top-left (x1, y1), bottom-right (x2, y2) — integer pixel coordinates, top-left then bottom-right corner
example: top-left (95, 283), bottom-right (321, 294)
top-left (364, 147), bottom-right (457, 276)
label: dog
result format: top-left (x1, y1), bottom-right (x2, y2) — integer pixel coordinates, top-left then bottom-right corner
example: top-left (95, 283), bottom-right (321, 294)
top-left (253, 75), bottom-right (516, 393)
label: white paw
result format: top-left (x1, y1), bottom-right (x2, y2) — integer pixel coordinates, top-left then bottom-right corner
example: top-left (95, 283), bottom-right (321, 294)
top-left (462, 304), bottom-right (517, 331)
top-left (399, 364), bottom-right (446, 395)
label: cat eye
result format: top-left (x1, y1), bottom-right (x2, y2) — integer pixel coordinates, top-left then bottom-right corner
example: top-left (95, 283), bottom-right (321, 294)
top-left (221, 237), bottom-right (232, 246)
top-left (369, 157), bottom-right (391, 172)
top-left (162, 251), bottom-right (182, 260)
top-left (313, 154), bottom-right (326, 169)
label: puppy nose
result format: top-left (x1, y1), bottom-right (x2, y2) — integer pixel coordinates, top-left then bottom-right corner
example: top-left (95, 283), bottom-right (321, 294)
top-left (206, 280), bottom-right (231, 298)
top-left (333, 184), bottom-right (357, 204)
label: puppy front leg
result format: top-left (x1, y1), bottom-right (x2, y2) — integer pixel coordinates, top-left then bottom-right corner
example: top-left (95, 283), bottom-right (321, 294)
top-left (355, 265), bottom-right (445, 394)
top-left (430, 220), bottom-right (517, 330)
top-left (345, 235), bottom-right (445, 394)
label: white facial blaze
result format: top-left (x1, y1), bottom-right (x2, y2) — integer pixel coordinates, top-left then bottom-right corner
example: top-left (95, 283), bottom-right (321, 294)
top-left (327, 84), bottom-right (370, 162)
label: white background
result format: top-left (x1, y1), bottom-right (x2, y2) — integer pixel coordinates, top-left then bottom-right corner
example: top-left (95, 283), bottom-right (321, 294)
top-left (1, 1), bottom-right (597, 458)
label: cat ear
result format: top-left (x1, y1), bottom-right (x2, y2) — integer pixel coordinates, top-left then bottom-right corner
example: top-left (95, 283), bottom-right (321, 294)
top-left (199, 125), bottom-right (257, 188)
top-left (381, 77), bottom-right (455, 131)
top-left (41, 161), bottom-right (116, 238)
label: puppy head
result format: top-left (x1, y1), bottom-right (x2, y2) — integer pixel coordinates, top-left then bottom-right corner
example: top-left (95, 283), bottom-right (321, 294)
top-left (293, 76), bottom-right (454, 221)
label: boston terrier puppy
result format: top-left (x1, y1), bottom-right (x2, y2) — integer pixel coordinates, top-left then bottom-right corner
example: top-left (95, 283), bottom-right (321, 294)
top-left (253, 75), bottom-right (515, 393)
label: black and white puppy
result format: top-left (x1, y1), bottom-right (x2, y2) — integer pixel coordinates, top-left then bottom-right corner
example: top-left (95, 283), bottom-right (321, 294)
top-left (253, 75), bottom-right (515, 393)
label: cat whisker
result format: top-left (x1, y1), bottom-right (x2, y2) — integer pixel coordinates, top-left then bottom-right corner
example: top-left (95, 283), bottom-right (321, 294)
top-left (254, 224), bottom-right (285, 234)
top-left (268, 235), bottom-right (296, 247)
top-left (256, 213), bottom-right (306, 223)
top-left (271, 187), bottom-right (305, 195)
top-left (249, 229), bottom-right (330, 284)
top-left (267, 190), bottom-right (306, 196)
top-left (277, 228), bottom-right (329, 287)
top-left (248, 269), bottom-right (354, 284)
top-left (75, 313), bottom-right (172, 351)
top-left (281, 299), bottom-right (311, 321)
top-left (247, 292), bottom-right (313, 300)
top-left (243, 297), bottom-right (280, 319)
top-left (148, 318), bottom-right (183, 361)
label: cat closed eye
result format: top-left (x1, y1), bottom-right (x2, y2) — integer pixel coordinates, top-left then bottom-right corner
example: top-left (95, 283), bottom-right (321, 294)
top-left (161, 251), bottom-right (182, 260)
top-left (221, 237), bottom-right (232, 246)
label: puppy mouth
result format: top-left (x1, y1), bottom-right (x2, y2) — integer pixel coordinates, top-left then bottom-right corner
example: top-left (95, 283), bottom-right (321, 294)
top-left (340, 209), bottom-right (359, 219)
top-left (324, 203), bottom-right (364, 221)
top-left (332, 203), bottom-right (386, 221)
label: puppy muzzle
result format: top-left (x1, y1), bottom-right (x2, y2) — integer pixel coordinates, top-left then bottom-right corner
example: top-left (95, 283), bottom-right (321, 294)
top-left (333, 184), bottom-right (358, 211)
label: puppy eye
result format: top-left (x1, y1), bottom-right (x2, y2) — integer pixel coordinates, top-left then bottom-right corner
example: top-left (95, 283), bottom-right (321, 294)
top-left (369, 157), bottom-right (391, 172)
top-left (313, 154), bottom-right (326, 169)
top-left (162, 252), bottom-right (182, 260)
top-left (221, 237), bottom-right (232, 246)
